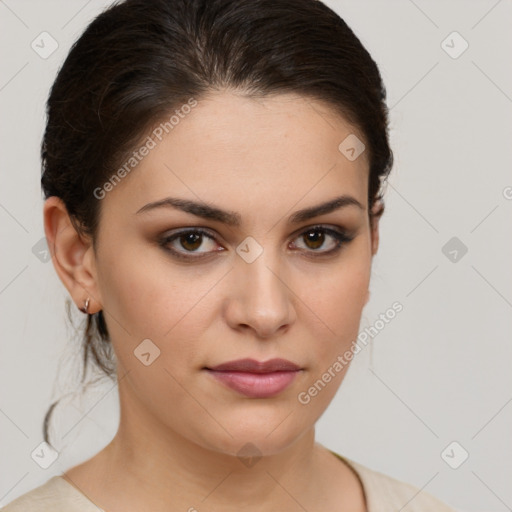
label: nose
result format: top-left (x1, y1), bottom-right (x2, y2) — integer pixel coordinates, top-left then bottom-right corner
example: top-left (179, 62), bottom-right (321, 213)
top-left (223, 248), bottom-right (297, 339)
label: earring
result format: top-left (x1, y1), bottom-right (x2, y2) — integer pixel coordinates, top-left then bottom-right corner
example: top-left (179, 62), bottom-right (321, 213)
top-left (79, 297), bottom-right (90, 314)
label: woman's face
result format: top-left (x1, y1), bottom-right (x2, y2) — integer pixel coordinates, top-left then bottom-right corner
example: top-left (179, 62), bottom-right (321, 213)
top-left (69, 91), bottom-right (378, 457)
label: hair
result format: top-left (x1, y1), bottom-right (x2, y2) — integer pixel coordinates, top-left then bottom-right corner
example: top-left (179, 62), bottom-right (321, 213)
top-left (41, 0), bottom-right (393, 448)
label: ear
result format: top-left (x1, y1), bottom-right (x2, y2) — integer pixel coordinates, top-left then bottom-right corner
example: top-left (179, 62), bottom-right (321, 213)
top-left (369, 198), bottom-right (383, 257)
top-left (43, 196), bottom-right (102, 314)
top-left (364, 199), bottom-right (384, 306)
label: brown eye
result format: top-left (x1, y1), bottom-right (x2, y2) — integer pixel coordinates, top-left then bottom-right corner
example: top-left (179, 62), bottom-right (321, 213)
top-left (291, 226), bottom-right (354, 255)
top-left (159, 228), bottom-right (221, 260)
top-left (303, 229), bottom-right (325, 250)
top-left (179, 232), bottom-right (203, 251)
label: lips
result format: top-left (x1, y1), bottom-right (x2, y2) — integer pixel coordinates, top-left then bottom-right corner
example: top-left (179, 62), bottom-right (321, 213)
top-left (205, 358), bottom-right (302, 398)
top-left (207, 358), bottom-right (301, 373)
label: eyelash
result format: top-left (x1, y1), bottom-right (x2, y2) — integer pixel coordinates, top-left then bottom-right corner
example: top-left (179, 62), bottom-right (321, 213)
top-left (158, 225), bottom-right (355, 261)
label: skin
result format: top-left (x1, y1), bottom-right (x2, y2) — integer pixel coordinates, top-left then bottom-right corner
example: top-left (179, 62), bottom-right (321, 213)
top-left (44, 91), bottom-right (380, 512)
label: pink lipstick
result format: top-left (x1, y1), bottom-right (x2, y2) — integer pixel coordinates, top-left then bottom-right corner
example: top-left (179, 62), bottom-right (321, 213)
top-left (205, 358), bottom-right (301, 398)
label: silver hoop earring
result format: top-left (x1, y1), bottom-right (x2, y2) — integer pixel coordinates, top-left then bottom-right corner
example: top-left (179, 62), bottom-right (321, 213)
top-left (79, 297), bottom-right (90, 314)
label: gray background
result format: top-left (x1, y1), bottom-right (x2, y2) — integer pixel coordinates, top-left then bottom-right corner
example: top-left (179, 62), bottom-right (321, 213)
top-left (1, 1), bottom-right (511, 510)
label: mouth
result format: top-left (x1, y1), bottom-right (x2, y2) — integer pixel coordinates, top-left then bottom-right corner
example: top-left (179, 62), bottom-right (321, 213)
top-left (204, 358), bottom-right (302, 398)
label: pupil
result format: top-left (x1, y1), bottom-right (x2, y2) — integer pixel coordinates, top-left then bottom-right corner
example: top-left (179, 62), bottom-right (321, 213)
top-left (305, 230), bottom-right (324, 249)
top-left (182, 233), bottom-right (201, 250)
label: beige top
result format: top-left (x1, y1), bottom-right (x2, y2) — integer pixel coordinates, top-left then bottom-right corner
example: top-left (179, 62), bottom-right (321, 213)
top-left (1, 452), bottom-right (457, 511)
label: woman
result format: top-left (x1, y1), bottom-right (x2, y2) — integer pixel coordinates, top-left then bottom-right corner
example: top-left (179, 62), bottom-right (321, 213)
top-left (2, 0), bottom-right (457, 510)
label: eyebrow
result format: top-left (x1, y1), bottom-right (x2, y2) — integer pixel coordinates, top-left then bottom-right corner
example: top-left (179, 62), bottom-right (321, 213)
top-left (135, 194), bottom-right (364, 226)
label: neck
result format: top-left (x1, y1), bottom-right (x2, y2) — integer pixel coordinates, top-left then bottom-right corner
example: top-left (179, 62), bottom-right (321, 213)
top-left (88, 380), bottom-right (324, 512)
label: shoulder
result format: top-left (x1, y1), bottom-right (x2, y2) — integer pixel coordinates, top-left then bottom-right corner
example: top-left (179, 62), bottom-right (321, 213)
top-left (0, 476), bottom-right (102, 512)
top-left (339, 455), bottom-right (459, 512)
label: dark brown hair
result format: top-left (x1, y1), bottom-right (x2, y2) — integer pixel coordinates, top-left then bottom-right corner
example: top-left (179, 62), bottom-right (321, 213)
top-left (41, 0), bottom-right (393, 448)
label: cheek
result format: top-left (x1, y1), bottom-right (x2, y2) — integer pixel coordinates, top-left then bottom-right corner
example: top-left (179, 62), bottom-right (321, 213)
top-left (309, 248), bottom-right (371, 335)
top-left (294, 265), bottom-right (370, 417)
top-left (97, 251), bottom-right (211, 416)
top-left (96, 242), bottom-right (217, 338)
top-left (300, 244), bottom-right (371, 385)
top-left (95, 245), bottom-right (233, 402)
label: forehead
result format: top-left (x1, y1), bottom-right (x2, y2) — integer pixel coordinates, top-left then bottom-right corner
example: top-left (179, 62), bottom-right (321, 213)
top-left (102, 91), bottom-right (369, 218)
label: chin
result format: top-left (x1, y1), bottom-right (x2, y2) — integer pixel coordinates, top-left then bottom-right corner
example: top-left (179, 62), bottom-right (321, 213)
top-left (196, 417), bottom-right (310, 460)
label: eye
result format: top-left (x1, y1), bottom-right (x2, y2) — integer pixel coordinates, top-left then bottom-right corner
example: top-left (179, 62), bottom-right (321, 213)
top-left (290, 225), bottom-right (354, 255)
top-left (159, 228), bottom-right (223, 260)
